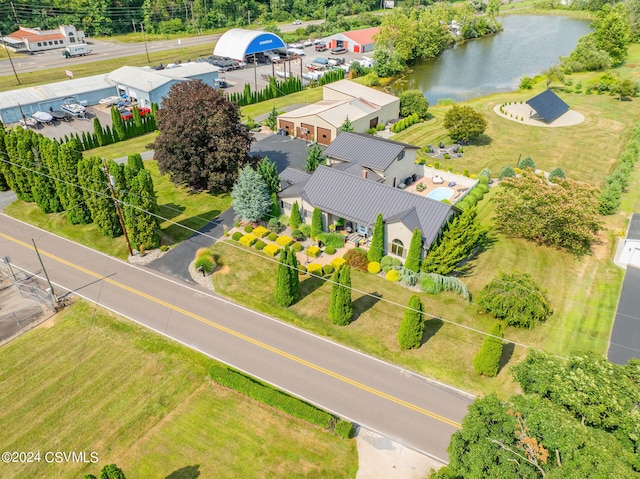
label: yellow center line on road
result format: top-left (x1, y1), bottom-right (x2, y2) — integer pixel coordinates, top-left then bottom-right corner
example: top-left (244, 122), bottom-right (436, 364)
top-left (1, 231), bottom-right (462, 429)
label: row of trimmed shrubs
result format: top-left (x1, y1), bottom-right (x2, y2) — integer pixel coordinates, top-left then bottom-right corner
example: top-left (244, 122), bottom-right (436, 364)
top-left (455, 176), bottom-right (490, 211)
top-left (209, 365), bottom-right (353, 439)
top-left (390, 113), bottom-right (420, 133)
top-left (599, 124), bottom-right (640, 215)
top-left (232, 230), bottom-right (342, 257)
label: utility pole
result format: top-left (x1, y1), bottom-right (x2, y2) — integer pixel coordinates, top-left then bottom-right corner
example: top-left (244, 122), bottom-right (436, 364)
top-left (10, 1), bottom-right (19, 26)
top-left (248, 11), bottom-right (251, 28)
top-left (103, 158), bottom-right (134, 256)
top-left (324, 5), bottom-right (327, 33)
top-left (32, 239), bottom-right (57, 310)
top-left (140, 23), bottom-right (150, 64)
top-left (0, 32), bottom-right (21, 85)
top-left (132, 18), bottom-right (137, 33)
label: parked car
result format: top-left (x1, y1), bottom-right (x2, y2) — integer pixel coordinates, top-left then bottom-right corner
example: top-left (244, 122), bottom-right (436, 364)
top-left (312, 57), bottom-right (329, 65)
top-left (331, 47), bottom-right (347, 55)
top-left (293, 19), bottom-right (302, 25)
top-left (328, 57), bottom-right (345, 66)
top-left (289, 42), bottom-right (304, 49)
top-left (315, 42), bottom-right (327, 52)
top-left (303, 39), bottom-right (313, 47)
top-left (215, 79), bottom-right (229, 88)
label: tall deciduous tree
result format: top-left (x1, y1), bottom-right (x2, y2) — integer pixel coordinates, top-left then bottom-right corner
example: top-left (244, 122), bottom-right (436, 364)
top-left (404, 228), bottom-right (423, 273)
top-left (422, 207), bottom-right (489, 275)
top-left (592, 4), bottom-right (632, 66)
top-left (477, 271), bottom-right (552, 329)
top-left (399, 90), bottom-right (429, 118)
top-left (493, 172), bottom-right (601, 256)
top-left (311, 207), bottom-right (322, 238)
top-left (443, 105), bottom-right (487, 144)
top-left (472, 321), bottom-right (504, 377)
top-left (329, 265), bottom-right (352, 326)
top-left (305, 143), bottom-right (325, 172)
top-left (231, 166), bottom-right (272, 223)
top-left (256, 157), bottom-right (280, 195)
top-left (368, 213), bottom-right (384, 262)
top-left (397, 294), bottom-right (425, 350)
top-left (151, 80), bottom-right (254, 192)
top-left (290, 201), bottom-right (302, 229)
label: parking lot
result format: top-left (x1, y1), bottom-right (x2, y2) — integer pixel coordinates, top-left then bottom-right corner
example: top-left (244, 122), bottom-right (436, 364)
top-left (215, 47), bottom-right (372, 94)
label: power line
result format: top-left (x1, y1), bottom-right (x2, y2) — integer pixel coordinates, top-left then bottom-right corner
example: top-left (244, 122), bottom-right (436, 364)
top-left (0, 153), bottom-right (637, 357)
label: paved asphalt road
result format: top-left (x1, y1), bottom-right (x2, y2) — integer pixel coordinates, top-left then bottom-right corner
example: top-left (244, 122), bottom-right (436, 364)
top-left (0, 214), bottom-right (473, 462)
top-left (0, 21), bottom-right (324, 77)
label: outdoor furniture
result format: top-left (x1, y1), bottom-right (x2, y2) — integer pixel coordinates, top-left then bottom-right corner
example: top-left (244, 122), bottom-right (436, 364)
top-left (448, 181), bottom-right (456, 187)
top-left (433, 175), bottom-right (444, 184)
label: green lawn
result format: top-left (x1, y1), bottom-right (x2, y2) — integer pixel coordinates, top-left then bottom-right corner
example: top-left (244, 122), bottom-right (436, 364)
top-left (0, 301), bottom-right (357, 479)
top-left (84, 132), bottom-right (157, 160)
top-left (5, 158), bottom-right (231, 258)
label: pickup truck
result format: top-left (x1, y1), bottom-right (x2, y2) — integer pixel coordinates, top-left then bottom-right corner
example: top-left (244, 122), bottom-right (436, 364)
top-left (315, 42), bottom-right (327, 52)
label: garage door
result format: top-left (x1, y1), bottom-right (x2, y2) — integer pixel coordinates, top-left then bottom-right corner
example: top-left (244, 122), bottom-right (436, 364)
top-left (301, 123), bottom-right (314, 140)
top-left (317, 127), bottom-right (331, 145)
top-left (279, 120), bottom-right (294, 135)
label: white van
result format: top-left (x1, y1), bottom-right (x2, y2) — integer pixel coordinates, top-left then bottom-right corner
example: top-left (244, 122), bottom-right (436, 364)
top-left (62, 44), bottom-right (91, 58)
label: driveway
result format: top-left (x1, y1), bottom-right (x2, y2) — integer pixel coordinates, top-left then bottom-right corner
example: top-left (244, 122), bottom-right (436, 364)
top-left (250, 132), bottom-right (311, 173)
top-left (608, 265), bottom-right (640, 364)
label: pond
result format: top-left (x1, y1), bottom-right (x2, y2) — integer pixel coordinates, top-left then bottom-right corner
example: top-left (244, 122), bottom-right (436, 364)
top-left (389, 15), bottom-right (591, 104)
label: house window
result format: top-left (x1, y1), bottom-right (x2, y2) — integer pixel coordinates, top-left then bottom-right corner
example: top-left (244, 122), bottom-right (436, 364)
top-left (390, 239), bottom-right (404, 257)
top-left (282, 201), bottom-right (292, 211)
top-left (398, 150), bottom-right (405, 161)
top-left (48, 41), bottom-right (53, 45)
top-left (37, 42), bottom-right (42, 47)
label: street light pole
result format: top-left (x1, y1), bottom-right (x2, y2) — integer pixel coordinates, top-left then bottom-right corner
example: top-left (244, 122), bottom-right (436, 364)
top-left (103, 158), bottom-right (134, 256)
top-left (32, 239), bottom-right (57, 310)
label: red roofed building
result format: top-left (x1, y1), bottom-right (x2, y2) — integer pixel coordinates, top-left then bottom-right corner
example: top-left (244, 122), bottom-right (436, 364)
top-left (4, 25), bottom-right (85, 53)
top-left (322, 27), bottom-right (379, 54)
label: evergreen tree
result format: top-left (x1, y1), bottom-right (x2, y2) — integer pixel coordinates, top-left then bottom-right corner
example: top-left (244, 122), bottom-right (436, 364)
top-left (305, 143), bottom-right (325, 172)
top-left (6, 129), bottom-right (36, 202)
top-left (472, 321), bottom-right (504, 377)
top-left (329, 265), bottom-right (352, 325)
top-left (288, 244), bottom-right (300, 304)
top-left (311, 207), bottom-right (322, 238)
top-left (231, 165), bottom-right (272, 222)
top-left (124, 168), bottom-right (161, 250)
top-left (133, 106), bottom-right (144, 136)
top-left (256, 156), bottom-right (280, 195)
top-left (111, 106), bottom-right (127, 141)
top-left (274, 246), bottom-right (295, 306)
top-left (367, 213), bottom-right (384, 262)
top-left (31, 137), bottom-right (62, 213)
top-left (404, 228), bottom-right (423, 273)
top-left (93, 117), bottom-right (105, 146)
top-left (339, 116), bottom-right (355, 133)
top-left (40, 137), bottom-right (66, 209)
top-left (78, 155), bottom-right (122, 237)
top-left (397, 294), bottom-right (425, 350)
top-left (59, 140), bottom-right (92, 224)
top-left (0, 124), bottom-right (9, 191)
top-left (422, 207), bottom-right (489, 275)
top-left (290, 201), bottom-right (302, 229)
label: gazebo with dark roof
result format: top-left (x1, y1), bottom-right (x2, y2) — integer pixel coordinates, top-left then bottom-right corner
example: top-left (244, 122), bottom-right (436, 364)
top-left (526, 89), bottom-right (570, 123)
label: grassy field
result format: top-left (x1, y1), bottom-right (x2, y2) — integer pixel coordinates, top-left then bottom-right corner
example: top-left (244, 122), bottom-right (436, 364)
top-left (84, 132), bottom-right (157, 160)
top-left (5, 158), bottom-right (231, 258)
top-left (0, 300), bottom-right (357, 479)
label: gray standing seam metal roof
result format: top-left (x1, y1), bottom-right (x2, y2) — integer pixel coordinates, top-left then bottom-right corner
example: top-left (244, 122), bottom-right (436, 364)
top-left (608, 265), bottom-right (640, 364)
top-left (280, 167), bottom-right (312, 187)
top-left (294, 166), bottom-right (453, 248)
top-left (627, 213), bottom-right (640, 241)
top-left (322, 132), bottom-right (418, 173)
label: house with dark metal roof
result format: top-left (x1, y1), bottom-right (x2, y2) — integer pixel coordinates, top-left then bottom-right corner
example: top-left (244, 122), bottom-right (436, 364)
top-left (526, 89), bottom-right (570, 123)
top-left (323, 132), bottom-right (419, 187)
top-left (279, 166), bottom-right (454, 259)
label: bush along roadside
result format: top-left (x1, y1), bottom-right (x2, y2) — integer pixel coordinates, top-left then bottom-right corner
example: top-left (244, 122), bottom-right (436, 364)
top-left (599, 123), bottom-right (640, 215)
top-left (209, 365), bottom-right (354, 439)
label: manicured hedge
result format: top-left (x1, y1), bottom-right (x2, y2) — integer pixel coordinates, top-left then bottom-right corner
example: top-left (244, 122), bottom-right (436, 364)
top-left (386, 270), bottom-right (401, 282)
top-left (253, 226), bottom-right (269, 238)
top-left (368, 262), bottom-right (381, 274)
top-left (317, 232), bottom-right (345, 248)
top-left (263, 244), bottom-right (282, 256)
top-left (268, 232), bottom-right (278, 241)
top-left (231, 231), bottom-right (243, 241)
top-left (344, 248), bottom-right (369, 271)
top-left (390, 113), bottom-right (419, 133)
top-left (255, 240), bottom-right (266, 250)
top-left (209, 365), bottom-right (353, 438)
top-left (239, 234), bottom-right (258, 247)
top-left (380, 255), bottom-right (401, 272)
top-left (244, 225), bottom-right (254, 233)
top-left (292, 242), bottom-right (303, 252)
top-left (331, 257), bottom-right (347, 269)
top-left (276, 235), bottom-right (294, 247)
top-left (324, 245), bottom-right (337, 255)
top-left (308, 263), bottom-right (323, 275)
top-left (307, 245), bottom-right (321, 258)
top-left (298, 265), bottom-right (307, 274)
top-left (323, 264), bottom-right (335, 275)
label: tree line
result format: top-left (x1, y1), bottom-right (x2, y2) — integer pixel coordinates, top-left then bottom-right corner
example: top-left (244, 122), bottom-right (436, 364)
top-left (0, 125), bottom-right (160, 253)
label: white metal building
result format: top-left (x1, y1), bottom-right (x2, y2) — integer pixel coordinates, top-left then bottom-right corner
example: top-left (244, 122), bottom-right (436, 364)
top-left (322, 27), bottom-right (379, 54)
top-left (4, 25), bottom-right (86, 53)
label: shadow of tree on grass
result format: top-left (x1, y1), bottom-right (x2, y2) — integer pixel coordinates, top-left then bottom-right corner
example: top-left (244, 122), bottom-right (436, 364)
top-left (351, 291), bottom-right (382, 323)
top-left (165, 464), bottom-right (200, 479)
top-left (421, 317), bottom-right (444, 346)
